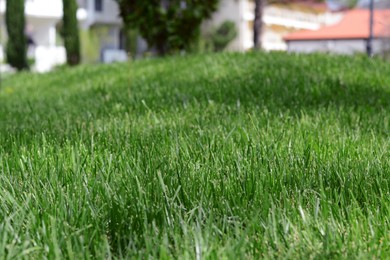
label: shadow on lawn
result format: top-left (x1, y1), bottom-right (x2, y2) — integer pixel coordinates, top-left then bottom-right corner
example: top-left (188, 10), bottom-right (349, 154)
top-left (45, 70), bottom-right (390, 139)
top-left (174, 74), bottom-right (389, 112)
top-left (0, 55), bottom-right (389, 257)
top-left (1, 54), bottom-right (389, 141)
top-left (63, 63), bottom-right (390, 115)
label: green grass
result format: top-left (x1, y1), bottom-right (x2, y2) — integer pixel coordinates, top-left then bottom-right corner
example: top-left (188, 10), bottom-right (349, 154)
top-left (0, 52), bottom-right (389, 259)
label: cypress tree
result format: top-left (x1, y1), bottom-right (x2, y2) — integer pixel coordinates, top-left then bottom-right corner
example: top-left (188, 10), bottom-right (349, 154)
top-left (62, 0), bottom-right (80, 65)
top-left (5, 0), bottom-right (28, 71)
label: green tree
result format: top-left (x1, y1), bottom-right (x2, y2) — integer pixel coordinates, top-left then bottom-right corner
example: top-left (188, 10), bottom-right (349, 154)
top-left (5, 0), bottom-right (28, 71)
top-left (62, 0), bottom-right (80, 65)
top-left (116, 0), bottom-right (219, 55)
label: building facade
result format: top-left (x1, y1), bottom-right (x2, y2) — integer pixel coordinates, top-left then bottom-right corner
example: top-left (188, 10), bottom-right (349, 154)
top-left (205, 0), bottom-right (343, 52)
top-left (0, 0), bottom-right (66, 72)
top-left (0, 0), bottom-right (125, 72)
top-left (77, 0), bottom-right (127, 63)
top-left (284, 9), bottom-right (390, 55)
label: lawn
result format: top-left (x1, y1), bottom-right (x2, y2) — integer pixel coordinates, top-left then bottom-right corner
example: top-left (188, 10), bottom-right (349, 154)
top-left (0, 52), bottom-right (389, 259)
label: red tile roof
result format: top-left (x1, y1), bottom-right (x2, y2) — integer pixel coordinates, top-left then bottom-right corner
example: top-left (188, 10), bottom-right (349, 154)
top-left (284, 9), bottom-right (390, 41)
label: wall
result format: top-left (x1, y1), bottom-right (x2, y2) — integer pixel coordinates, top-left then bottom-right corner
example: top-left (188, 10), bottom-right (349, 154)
top-left (259, 5), bottom-right (342, 51)
top-left (26, 17), bottom-right (58, 47)
top-left (0, 0), bottom-right (62, 18)
top-left (206, 0), bottom-right (342, 52)
top-left (81, 0), bottom-right (121, 28)
top-left (263, 29), bottom-right (287, 51)
top-left (287, 39), bottom-right (386, 55)
top-left (34, 46), bottom-right (66, 72)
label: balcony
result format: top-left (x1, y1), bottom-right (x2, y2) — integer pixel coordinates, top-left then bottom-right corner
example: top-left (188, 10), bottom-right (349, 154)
top-left (243, 2), bottom-right (343, 30)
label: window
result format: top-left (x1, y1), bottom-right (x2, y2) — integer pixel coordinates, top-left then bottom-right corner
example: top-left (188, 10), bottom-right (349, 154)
top-left (95, 0), bottom-right (103, 12)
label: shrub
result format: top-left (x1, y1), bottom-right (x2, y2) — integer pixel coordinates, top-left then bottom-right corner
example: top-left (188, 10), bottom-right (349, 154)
top-left (210, 21), bottom-right (237, 52)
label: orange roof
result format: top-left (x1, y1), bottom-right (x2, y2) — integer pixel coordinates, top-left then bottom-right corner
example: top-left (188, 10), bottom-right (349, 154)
top-left (284, 9), bottom-right (390, 41)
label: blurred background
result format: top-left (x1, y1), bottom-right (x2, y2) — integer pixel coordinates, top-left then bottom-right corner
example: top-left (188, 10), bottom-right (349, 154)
top-left (0, 0), bottom-right (389, 73)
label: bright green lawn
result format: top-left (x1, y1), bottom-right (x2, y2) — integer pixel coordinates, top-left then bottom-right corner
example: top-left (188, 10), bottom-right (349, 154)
top-left (0, 52), bottom-right (389, 259)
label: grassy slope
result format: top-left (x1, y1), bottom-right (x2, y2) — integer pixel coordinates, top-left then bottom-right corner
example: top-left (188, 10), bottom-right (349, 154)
top-left (0, 52), bottom-right (389, 259)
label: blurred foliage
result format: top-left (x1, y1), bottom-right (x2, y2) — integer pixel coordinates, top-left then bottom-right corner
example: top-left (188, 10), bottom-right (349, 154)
top-left (27, 57), bottom-right (35, 67)
top-left (211, 21), bottom-right (237, 52)
top-left (125, 29), bottom-right (139, 57)
top-left (80, 29), bottom-right (102, 64)
top-left (201, 20), bottom-right (238, 53)
top-left (115, 0), bottom-right (219, 55)
top-left (80, 26), bottom-right (120, 64)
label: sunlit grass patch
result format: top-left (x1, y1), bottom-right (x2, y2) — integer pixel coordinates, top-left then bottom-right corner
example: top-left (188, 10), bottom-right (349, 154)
top-left (0, 52), bottom-right (389, 258)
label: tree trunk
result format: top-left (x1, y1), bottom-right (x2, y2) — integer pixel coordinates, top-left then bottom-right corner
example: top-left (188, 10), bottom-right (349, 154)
top-left (254, 0), bottom-right (265, 50)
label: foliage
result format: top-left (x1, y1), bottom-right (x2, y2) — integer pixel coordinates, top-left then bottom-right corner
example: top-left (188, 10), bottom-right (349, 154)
top-left (61, 0), bottom-right (81, 65)
top-left (210, 21), bottom-right (237, 52)
top-left (122, 28), bottom-right (139, 57)
top-left (5, 0), bottom-right (28, 71)
top-left (116, 0), bottom-right (219, 55)
top-left (80, 27), bottom-right (113, 64)
top-left (80, 30), bottom-right (101, 64)
top-left (194, 21), bottom-right (237, 54)
top-left (0, 52), bottom-right (389, 258)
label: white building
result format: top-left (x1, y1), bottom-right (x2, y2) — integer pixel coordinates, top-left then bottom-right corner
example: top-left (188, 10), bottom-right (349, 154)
top-left (284, 9), bottom-right (390, 55)
top-left (206, 0), bottom-right (343, 51)
top-left (0, 0), bottom-right (125, 72)
top-left (0, 0), bottom-right (67, 72)
top-left (77, 0), bottom-right (127, 63)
